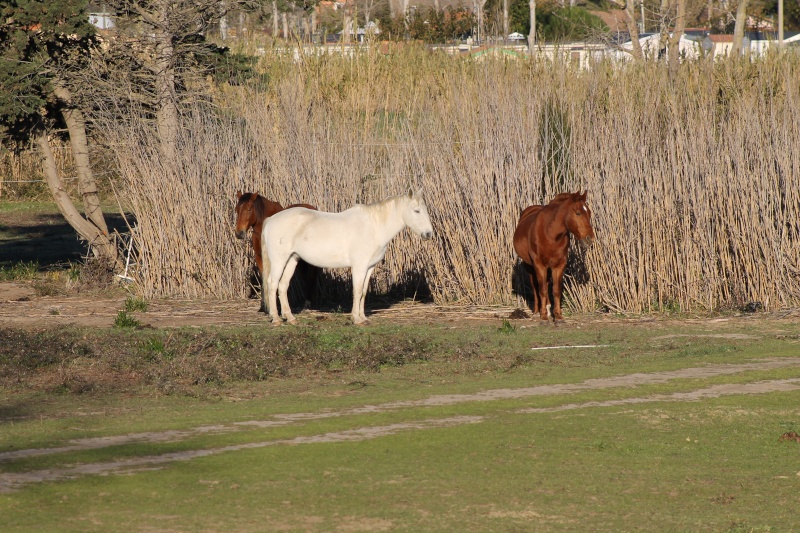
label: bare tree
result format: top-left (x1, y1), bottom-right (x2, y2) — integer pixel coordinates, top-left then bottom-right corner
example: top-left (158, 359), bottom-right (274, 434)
top-left (503, 0), bottom-right (509, 40)
top-left (52, 84), bottom-right (109, 237)
top-left (732, 0), bottom-right (749, 54)
top-left (100, 1), bottom-right (229, 161)
top-left (667, 0), bottom-right (687, 76)
top-left (609, 0), bottom-right (644, 60)
top-left (528, 0), bottom-right (536, 49)
top-left (34, 131), bottom-right (117, 263)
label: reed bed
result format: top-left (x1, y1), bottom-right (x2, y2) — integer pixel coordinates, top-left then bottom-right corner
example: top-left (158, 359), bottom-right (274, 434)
top-left (103, 48), bottom-right (800, 313)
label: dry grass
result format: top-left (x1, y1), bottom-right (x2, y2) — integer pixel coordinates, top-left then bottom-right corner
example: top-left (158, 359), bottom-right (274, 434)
top-left (100, 48), bottom-right (800, 313)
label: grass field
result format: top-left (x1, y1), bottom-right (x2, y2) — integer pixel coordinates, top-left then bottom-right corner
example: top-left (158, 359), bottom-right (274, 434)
top-left (2, 313), bottom-right (800, 532)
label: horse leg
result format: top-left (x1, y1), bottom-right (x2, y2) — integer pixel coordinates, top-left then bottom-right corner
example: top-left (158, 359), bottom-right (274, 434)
top-left (278, 255), bottom-right (300, 324)
top-left (350, 266), bottom-right (368, 325)
top-left (266, 261), bottom-right (283, 325)
top-left (525, 264), bottom-right (540, 316)
top-left (533, 262), bottom-right (550, 321)
top-left (358, 266), bottom-right (376, 323)
top-left (551, 263), bottom-right (566, 322)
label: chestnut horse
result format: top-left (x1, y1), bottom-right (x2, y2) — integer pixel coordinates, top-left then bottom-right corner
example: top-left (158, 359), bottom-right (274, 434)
top-left (513, 191), bottom-right (595, 321)
top-left (234, 192), bottom-right (317, 310)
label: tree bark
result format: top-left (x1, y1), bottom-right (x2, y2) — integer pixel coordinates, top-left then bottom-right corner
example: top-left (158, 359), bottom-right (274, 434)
top-left (155, 6), bottom-right (179, 163)
top-left (667, 0), bottom-right (686, 77)
top-left (35, 132), bottom-right (119, 265)
top-left (732, 0), bottom-right (749, 54)
top-left (503, 0), bottom-right (509, 41)
top-left (53, 84), bottom-right (110, 237)
top-left (272, 1), bottom-right (279, 37)
top-left (623, 0), bottom-right (644, 60)
top-left (528, 0), bottom-right (536, 50)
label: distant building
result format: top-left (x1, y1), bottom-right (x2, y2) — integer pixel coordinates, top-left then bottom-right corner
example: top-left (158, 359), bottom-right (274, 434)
top-left (88, 3), bottom-right (114, 30)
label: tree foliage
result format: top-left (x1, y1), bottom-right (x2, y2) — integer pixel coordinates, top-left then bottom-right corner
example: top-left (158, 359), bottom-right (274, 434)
top-left (537, 6), bottom-right (608, 42)
top-left (0, 0), bottom-right (96, 141)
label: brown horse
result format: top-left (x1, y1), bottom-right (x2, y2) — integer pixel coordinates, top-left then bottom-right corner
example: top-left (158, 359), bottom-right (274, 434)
top-left (235, 192), bottom-right (317, 309)
top-left (513, 191), bottom-right (595, 321)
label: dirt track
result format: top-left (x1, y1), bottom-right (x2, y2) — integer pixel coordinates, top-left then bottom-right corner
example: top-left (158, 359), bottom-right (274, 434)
top-left (0, 280), bottom-right (536, 329)
top-left (3, 358), bottom-right (800, 493)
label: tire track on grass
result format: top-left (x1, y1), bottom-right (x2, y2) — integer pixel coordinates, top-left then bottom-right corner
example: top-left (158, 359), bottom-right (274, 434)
top-left (0, 416), bottom-right (482, 493)
top-left (2, 358), bottom-right (800, 492)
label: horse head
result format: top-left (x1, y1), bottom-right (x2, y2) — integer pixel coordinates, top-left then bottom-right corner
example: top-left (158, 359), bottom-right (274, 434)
top-left (234, 192), bottom-right (258, 239)
top-left (565, 190), bottom-right (595, 245)
top-left (403, 188), bottom-right (434, 240)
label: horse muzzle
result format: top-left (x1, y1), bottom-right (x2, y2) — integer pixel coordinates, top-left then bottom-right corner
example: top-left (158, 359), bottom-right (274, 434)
top-left (420, 231), bottom-right (433, 241)
top-left (235, 230), bottom-right (246, 240)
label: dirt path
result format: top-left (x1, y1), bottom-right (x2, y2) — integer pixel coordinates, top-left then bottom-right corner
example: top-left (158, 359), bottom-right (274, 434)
top-left (3, 357), bottom-right (800, 493)
top-left (0, 280), bottom-right (531, 328)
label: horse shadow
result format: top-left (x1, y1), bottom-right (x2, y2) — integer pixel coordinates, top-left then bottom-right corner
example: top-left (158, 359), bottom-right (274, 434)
top-left (315, 269), bottom-right (433, 315)
top-left (511, 244), bottom-right (591, 314)
top-left (247, 261), bottom-right (319, 313)
top-left (249, 267), bottom-right (433, 317)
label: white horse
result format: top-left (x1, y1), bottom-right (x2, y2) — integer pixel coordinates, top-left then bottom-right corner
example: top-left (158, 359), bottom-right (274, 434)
top-left (261, 188), bottom-right (434, 325)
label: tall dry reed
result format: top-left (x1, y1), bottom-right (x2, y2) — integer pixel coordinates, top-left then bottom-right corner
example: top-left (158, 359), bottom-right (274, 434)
top-left (102, 48), bottom-right (800, 313)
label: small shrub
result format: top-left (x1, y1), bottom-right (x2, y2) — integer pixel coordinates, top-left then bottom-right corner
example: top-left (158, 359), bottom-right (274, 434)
top-left (124, 296), bottom-right (149, 312)
top-left (114, 310), bottom-right (141, 328)
top-left (498, 320), bottom-right (516, 334)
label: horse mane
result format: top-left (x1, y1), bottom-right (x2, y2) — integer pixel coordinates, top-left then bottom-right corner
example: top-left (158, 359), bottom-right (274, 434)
top-left (238, 192), bottom-right (283, 223)
top-left (252, 194), bottom-right (269, 221)
top-left (357, 193), bottom-right (411, 224)
top-left (548, 192), bottom-right (577, 205)
top-left (519, 192), bottom-right (575, 220)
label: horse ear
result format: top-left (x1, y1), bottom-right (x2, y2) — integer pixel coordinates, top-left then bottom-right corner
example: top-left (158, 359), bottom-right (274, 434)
top-left (407, 188), bottom-right (414, 199)
top-left (236, 191), bottom-right (243, 200)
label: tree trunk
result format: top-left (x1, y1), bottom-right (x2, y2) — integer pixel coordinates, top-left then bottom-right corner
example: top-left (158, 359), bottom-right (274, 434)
top-left (657, 0), bottom-right (670, 59)
top-left (667, 0), bottom-right (686, 77)
top-left (476, 0), bottom-right (487, 44)
top-left (623, 0), bottom-right (644, 60)
top-left (732, 0), bottom-right (749, 54)
top-left (155, 10), bottom-right (179, 163)
top-left (53, 84), bottom-right (109, 237)
top-left (35, 132), bottom-right (119, 265)
top-left (272, 1), bottom-right (279, 37)
top-left (528, 0), bottom-right (536, 50)
top-left (503, 0), bottom-right (509, 41)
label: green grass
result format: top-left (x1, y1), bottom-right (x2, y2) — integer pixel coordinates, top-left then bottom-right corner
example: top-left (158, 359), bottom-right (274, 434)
top-left (0, 261), bottom-right (39, 281)
top-left (1, 317), bottom-right (800, 531)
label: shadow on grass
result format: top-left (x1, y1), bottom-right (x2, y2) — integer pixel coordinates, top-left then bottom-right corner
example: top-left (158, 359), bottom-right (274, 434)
top-left (0, 212), bottom-right (130, 270)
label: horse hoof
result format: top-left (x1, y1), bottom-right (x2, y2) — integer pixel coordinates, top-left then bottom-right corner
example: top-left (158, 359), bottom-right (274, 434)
top-left (286, 317), bottom-right (297, 325)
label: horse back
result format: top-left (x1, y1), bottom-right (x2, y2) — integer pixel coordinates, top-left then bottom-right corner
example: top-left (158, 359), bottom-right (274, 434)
top-left (286, 203), bottom-right (317, 211)
top-left (513, 205), bottom-right (543, 264)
